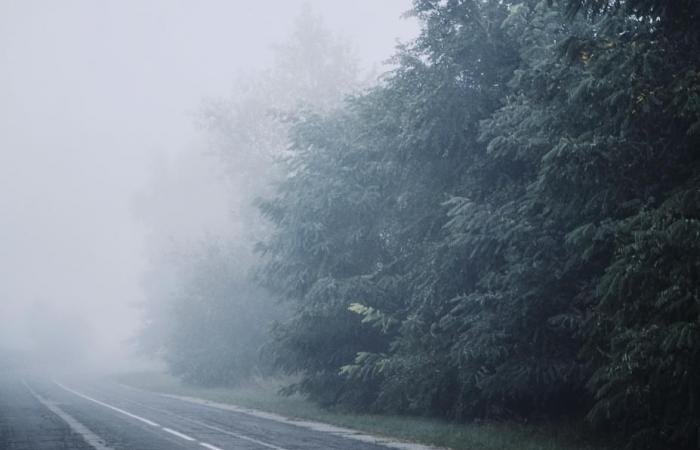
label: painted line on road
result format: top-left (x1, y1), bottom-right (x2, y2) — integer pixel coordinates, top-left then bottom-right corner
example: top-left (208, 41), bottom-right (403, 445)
top-left (54, 381), bottom-right (235, 450)
top-left (91, 388), bottom-right (290, 450)
top-left (200, 443), bottom-right (224, 450)
top-left (55, 381), bottom-right (160, 427)
top-left (162, 427), bottom-right (196, 441)
top-left (168, 414), bottom-right (290, 450)
top-left (23, 381), bottom-right (115, 450)
top-left (158, 393), bottom-right (442, 450)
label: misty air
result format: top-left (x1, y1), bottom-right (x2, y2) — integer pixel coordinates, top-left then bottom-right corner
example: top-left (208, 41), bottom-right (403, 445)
top-left (1, 1), bottom-right (699, 449)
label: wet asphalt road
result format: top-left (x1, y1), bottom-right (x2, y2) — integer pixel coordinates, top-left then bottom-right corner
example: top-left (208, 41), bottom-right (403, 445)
top-left (0, 374), bottom-right (400, 450)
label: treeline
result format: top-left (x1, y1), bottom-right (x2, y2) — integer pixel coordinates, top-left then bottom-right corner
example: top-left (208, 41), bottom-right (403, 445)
top-left (137, 7), bottom-right (360, 387)
top-left (139, 1), bottom-right (700, 448)
top-left (254, 1), bottom-right (700, 449)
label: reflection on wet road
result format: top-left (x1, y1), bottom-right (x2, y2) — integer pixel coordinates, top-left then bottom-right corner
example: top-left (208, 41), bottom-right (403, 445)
top-left (0, 374), bottom-right (420, 450)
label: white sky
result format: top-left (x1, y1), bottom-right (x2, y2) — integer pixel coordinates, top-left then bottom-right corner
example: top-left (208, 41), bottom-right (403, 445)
top-left (0, 0), bottom-right (417, 361)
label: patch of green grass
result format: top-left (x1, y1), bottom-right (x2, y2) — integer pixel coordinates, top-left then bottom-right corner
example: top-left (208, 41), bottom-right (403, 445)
top-left (115, 371), bottom-right (611, 450)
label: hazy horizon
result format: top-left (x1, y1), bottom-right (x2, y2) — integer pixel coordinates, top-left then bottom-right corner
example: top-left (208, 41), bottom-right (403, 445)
top-left (0, 0), bottom-right (418, 369)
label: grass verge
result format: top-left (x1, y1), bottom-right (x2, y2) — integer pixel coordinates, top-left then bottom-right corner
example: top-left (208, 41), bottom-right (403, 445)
top-left (115, 371), bottom-right (610, 450)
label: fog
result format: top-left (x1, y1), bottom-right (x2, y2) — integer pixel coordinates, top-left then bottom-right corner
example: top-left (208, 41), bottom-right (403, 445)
top-left (1, 2), bottom-right (695, 447)
top-left (0, 0), bottom-right (417, 371)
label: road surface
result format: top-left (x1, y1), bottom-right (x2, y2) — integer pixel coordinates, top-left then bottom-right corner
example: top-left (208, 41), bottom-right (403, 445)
top-left (0, 374), bottom-right (427, 450)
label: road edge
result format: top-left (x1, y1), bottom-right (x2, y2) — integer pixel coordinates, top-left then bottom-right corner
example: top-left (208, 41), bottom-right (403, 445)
top-left (23, 380), bottom-right (115, 450)
top-left (153, 391), bottom-right (444, 450)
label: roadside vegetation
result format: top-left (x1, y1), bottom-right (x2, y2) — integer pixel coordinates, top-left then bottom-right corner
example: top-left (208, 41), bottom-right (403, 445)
top-left (138, 1), bottom-right (700, 449)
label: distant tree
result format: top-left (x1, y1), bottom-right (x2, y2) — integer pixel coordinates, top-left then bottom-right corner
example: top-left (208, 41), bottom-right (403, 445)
top-left (195, 2), bottom-right (365, 254)
top-left (144, 241), bottom-right (282, 385)
top-left (137, 5), bottom-right (364, 387)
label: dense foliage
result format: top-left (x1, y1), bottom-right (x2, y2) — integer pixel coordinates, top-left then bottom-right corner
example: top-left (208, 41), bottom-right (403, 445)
top-left (257, 0), bottom-right (700, 448)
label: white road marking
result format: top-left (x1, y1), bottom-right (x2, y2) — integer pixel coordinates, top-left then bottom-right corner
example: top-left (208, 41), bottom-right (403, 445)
top-left (23, 381), bottom-right (115, 450)
top-left (55, 381), bottom-right (160, 427)
top-left (159, 393), bottom-right (443, 450)
top-left (177, 416), bottom-right (289, 450)
top-left (200, 443), bottom-right (224, 450)
top-left (55, 380), bottom-right (246, 450)
top-left (91, 385), bottom-right (291, 450)
top-left (162, 427), bottom-right (196, 441)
